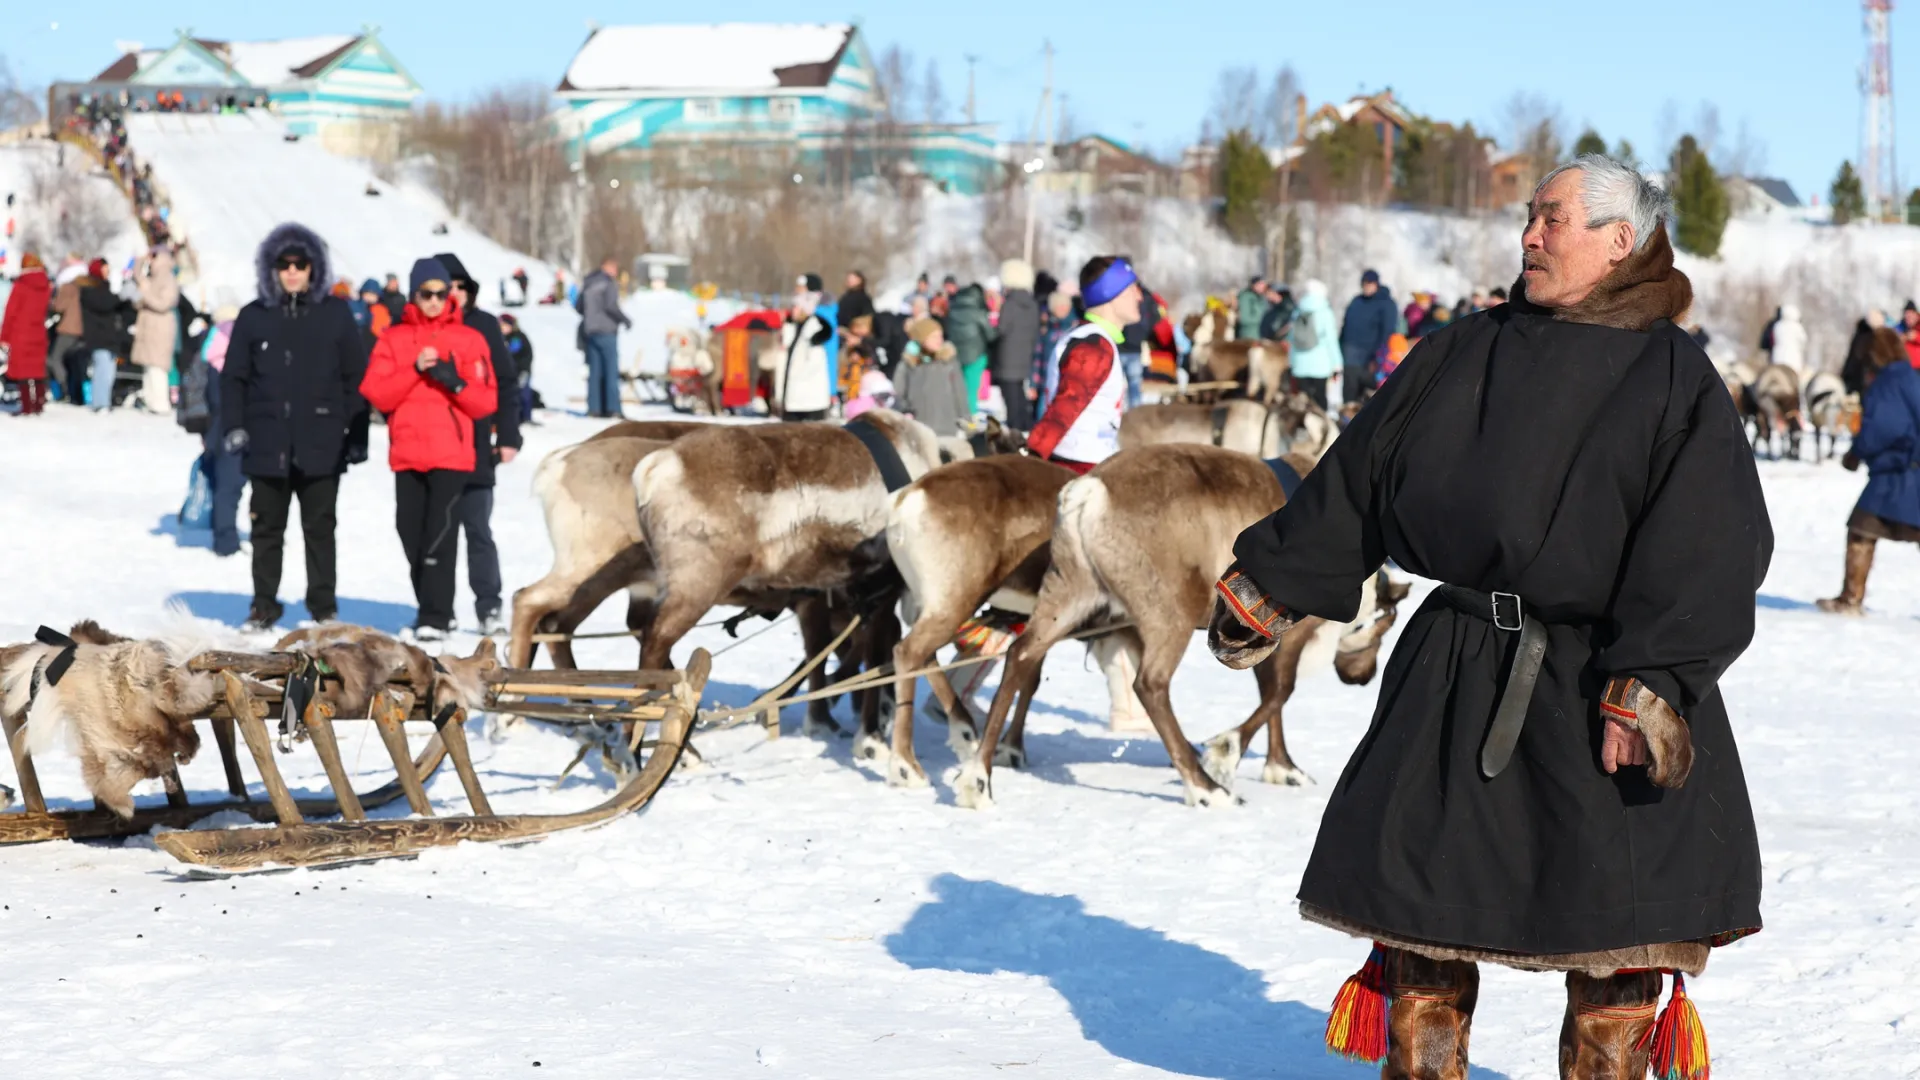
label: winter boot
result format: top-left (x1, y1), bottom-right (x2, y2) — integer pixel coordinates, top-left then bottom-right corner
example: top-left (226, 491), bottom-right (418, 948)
top-left (1816, 534), bottom-right (1876, 614)
top-left (1558, 969), bottom-right (1660, 1080)
top-left (1381, 947), bottom-right (1479, 1080)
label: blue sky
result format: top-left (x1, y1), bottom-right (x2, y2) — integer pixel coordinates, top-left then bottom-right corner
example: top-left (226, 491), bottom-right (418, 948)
top-left (1, 1), bottom-right (1900, 202)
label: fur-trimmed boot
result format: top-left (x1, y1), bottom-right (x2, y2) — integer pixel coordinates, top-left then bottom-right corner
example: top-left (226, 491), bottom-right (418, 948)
top-left (1816, 534), bottom-right (1875, 614)
top-left (1558, 970), bottom-right (1660, 1080)
top-left (1381, 948), bottom-right (1479, 1080)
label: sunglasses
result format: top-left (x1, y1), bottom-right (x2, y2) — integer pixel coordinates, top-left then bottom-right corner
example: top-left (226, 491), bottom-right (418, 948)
top-left (275, 256), bottom-right (311, 271)
top-left (415, 288), bottom-right (449, 301)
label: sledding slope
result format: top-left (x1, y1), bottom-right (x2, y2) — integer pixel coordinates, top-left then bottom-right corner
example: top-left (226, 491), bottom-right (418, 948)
top-left (123, 112), bottom-right (550, 309)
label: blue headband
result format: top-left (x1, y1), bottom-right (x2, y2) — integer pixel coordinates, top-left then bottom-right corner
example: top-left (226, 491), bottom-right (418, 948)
top-left (1083, 259), bottom-right (1138, 308)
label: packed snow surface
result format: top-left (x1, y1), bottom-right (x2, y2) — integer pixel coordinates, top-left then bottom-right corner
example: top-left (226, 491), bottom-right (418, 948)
top-left (1, 400), bottom-right (1915, 1079)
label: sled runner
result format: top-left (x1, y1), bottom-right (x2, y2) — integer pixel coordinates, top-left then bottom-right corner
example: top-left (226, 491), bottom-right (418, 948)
top-left (2, 646), bottom-right (707, 873)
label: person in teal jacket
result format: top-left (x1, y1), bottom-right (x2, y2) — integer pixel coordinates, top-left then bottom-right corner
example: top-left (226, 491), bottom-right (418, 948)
top-left (1286, 279), bottom-right (1341, 409)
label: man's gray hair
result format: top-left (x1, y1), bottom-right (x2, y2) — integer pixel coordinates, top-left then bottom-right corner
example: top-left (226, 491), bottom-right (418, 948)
top-left (1531, 154), bottom-right (1672, 252)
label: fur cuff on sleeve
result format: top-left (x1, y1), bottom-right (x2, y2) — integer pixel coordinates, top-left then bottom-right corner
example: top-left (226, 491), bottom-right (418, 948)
top-left (1600, 676), bottom-right (1693, 788)
top-left (1215, 569), bottom-right (1293, 638)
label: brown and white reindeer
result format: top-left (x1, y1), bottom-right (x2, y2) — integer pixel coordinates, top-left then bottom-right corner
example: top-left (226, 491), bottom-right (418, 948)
top-left (0, 622), bottom-right (220, 818)
top-left (878, 453), bottom-right (1077, 785)
top-left (953, 443), bottom-right (1403, 810)
top-left (273, 624), bottom-right (499, 721)
top-left (1118, 390), bottom-right (1340, 462)
top-left (631, 410), bottom-right (942, 735)
top-left (1186, 306), bottom-right (1291, 404)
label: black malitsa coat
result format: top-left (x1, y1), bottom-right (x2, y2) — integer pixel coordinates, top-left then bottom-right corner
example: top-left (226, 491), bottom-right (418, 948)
top-left (222, 222), bottom-right (369, 479)
top-left (1232, 229), bottom-right (1772, 962)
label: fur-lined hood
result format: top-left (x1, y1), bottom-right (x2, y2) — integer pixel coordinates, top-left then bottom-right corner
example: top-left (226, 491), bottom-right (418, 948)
top-left (254, 222), bottom-right (333, 304)
top-left (1508, 223), bottom-right (1692, 332)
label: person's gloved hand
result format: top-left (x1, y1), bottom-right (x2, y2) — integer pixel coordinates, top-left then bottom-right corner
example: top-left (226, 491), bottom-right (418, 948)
top-left (425, 360), bottom-right (466, 394)
top-left (222, 428), bottom-right (249, 455)
top-left (1208, 562), bottom-right (1294, 669)
top-left (345, 442), bottom-right (369, 466)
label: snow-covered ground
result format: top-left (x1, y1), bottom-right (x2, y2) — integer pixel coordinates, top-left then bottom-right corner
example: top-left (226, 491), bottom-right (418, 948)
top-left (2, 399), bottom-right (1917, 1079)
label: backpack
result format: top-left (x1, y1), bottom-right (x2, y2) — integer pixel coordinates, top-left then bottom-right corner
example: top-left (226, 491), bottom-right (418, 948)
top-left (1290, 313), bottom-right (1319, 352)
top-left (176, 347), bottom-right (211, 434)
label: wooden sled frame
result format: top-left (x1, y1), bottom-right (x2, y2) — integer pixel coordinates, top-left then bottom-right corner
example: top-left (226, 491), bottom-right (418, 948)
top-left (2, 648), bottom-right (709, 874)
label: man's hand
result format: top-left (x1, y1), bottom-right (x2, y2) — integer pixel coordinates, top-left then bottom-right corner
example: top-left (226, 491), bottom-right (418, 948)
top-left (1600, 718), bottom-right (1649, 772)
top-left (424, 360), bottom-right (466, 393)
top-left (415, 346), bottom-right (440, 372)
top-left (222, 428), bottom-right (249, 455)
top-left (1843, 451), bottom-right (1861, 472)
top-left (498, 447), bottom-right (517, 465)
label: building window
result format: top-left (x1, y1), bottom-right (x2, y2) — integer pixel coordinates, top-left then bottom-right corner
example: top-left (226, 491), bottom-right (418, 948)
top-left (769, 98), bottom-right (797, 122)
top-left (685, 98), bottom-right (717, 121)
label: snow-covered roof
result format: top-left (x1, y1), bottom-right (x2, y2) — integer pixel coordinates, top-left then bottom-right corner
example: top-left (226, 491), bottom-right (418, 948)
top-left (222, 36), bottom-right (358, 86)
top-left (560, 24), bottom-right (853, 94)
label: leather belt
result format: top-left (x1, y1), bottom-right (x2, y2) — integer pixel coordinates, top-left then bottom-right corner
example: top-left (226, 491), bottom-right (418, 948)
top-left (1435, 584), bottom-right (1548, 779)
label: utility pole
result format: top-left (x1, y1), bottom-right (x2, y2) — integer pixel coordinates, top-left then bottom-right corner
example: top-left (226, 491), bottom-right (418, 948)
top-left (965, 55), bottom-right (979, 125)
top-left (1023, 41), bottom-right (1053, 265)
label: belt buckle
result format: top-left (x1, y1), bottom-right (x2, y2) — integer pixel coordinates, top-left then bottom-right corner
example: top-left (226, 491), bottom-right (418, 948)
top-left (1490, 592), bottom-right (1524, 632)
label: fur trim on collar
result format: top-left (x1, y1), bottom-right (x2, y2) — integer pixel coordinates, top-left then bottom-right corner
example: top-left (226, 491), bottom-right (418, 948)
top-left (1508, 223), bottom-right (1692, 332)
top-left (254, 222), bottom-right (333, 304)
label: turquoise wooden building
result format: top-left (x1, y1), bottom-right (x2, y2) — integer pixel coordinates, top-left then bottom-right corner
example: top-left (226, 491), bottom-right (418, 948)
top-left (555, 24), bottom-right (1001, 194)
top-left (92, 31), bottom-right (421, 156)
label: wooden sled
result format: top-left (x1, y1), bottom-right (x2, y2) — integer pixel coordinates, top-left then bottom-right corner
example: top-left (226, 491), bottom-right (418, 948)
top-left (3, 646), bottom-right (708, 874)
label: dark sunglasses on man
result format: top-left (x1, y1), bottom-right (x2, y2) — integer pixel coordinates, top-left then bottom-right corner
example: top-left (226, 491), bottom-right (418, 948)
top-left (415, 287), bottom-right (449, 301)
top-left (275, 254), bottom-right (310, 271)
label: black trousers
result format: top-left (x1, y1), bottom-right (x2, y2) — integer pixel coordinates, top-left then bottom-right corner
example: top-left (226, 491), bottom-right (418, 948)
top-left (395, 469), bottom-right (466, 631)
top-left (459, 484), bottom-right (502, 621)
top-left (1295, 376), bottom-right (1329, 410)
top-left (995, 379), bottom-right (1033, 429)
top-left (249, 469), bottom-right (340, 619)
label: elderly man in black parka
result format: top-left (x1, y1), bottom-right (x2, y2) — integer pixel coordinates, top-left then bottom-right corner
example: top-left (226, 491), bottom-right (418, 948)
top-left (222, 222), bottom-right (369, 631)
top-left (435, 251), bottom-right (522, 634)
top-left (1208, 156), bottom-right (1770, 1080)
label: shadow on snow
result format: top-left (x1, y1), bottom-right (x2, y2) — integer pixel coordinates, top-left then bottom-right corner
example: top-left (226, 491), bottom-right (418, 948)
top-left (167, 590), bottom-right (417, 633)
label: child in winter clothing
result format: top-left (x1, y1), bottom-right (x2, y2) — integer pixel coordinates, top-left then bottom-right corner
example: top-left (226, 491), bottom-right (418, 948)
top-left (894, 317), bottom-right (969, 436)
top-left (499, 312), bottom-right (537, 423)
top-left (843, 367), bottom-right (896, 421)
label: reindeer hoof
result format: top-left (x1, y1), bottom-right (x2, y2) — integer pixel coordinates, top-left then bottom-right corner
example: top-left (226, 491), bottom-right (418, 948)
top-left (1262, 760), bottom-right (1312, 787)
top-left (888, 758), bottom-right (930, 789)
top-left (1185, 784), bottom-right (1243, 809)
top-left (852, 732), bottom-right (889, 765)
top-left (485, 712), bottom-right (527, 744)
top-left (1201, 731), bottom-right (1243, 789)
top-left (993, 744), bottom-right (1027, 769)
top-left (945, 721), bottom-right (979, 757)
top-left (954, 762), bottom-right (994, 809)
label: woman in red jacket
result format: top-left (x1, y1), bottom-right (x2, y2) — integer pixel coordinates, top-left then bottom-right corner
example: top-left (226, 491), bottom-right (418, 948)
top-left (2, 253), bottom-right (52, 415)
top-left (360, 258), bottom-right (497, 639)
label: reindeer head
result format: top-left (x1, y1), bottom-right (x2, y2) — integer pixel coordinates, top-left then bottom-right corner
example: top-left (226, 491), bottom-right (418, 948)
top-left (430, 638), bottom-right (500, 717)
top-left (1331, 571), bottom-right (1412, 686)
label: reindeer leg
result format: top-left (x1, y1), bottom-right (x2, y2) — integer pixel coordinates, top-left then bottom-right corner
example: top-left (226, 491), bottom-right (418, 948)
top-left (999, 652), bottom-right (1045, 769)
top-left (1254, 644), bottom-right (1312, 786)
top-left (1202, 616), bottom-right (1316, 787)
top-left (1125, 613), bottom-right (1235, 808)
top-left (956, 602), bottom-right (1078, 809)
top-left (794, 597), bottom-right (843, 738)
top-left (884, 607), bottom-right (961, 787)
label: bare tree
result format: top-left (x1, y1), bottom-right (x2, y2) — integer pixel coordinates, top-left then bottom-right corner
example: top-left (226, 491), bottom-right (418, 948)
top-left (876, 45), bottom-right (916, 122)
top-left (922, 59), bottom-right (948, 124)
top-left (1653, 99), bottom-right (1682, 164)
top-left (1718, 116), bottom-right (1768, 178)
top-left (21, 159), bottom-right (125, 258)
top-left (0, 55), bottom-right (42, 131)
top-left (1207, 66), bottom-right (1263, 141)
top-left (1262, 65), bottom-right (1303, 147)
top-left (402, 84), bottom-right (572, 264)
top-left (1500, 91), bottom-right (1565, 178)
top-left (1690, 102), bottom-right (1723, 163)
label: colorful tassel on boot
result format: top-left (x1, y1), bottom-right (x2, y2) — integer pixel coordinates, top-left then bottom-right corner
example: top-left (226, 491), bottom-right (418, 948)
top-left (1642, 972), bottom-right (1710, 1080)
top-left (1324, 943), bottom-right (1390, 1064)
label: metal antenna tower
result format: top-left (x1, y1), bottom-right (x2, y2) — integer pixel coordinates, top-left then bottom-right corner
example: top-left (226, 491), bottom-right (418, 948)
top-left (1864, 0), bottom-right (1897, 219)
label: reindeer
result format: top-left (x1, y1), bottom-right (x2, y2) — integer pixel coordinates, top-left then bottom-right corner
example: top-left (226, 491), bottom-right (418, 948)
top-left (1804, 370), bottom-right (1854, 462)
top-left (1743, 363), bottom-right (1803, 460)
top-left (1118, 390), bottom-right (1339, 462)
top-left (953, 443), bottom-right (1403, 810)
top-left (878, 454), bottom-right (1076, 786)
top-left (1185, 306), bottom-right (1290, 404)
top-left (632, 410), bottom-right (942, 736)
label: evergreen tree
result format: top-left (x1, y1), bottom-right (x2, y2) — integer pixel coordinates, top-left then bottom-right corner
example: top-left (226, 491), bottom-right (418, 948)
top-left (1218, 128), bottom-right (1271, 244)
top-left (1572, 128), bottom-right (1607, 158)
top-left (1611, 139), bottom-right (1637, 167)
top-left (1906, 186), bottom-right (1920, 226)
top-left (1669, 134), bottom-right (1729, 257)
top-left (1830, 161), bottom-right (1866, 225)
